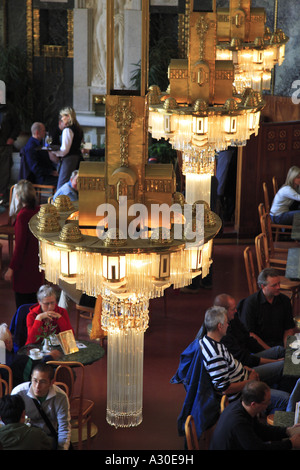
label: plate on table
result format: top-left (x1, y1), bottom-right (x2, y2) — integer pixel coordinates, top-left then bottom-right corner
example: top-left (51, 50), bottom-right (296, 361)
top-left (289, 341), bottom-right (300, 349)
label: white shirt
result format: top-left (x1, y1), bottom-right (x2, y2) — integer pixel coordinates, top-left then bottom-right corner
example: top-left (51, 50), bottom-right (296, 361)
top-left (54, 127), bottom-right (74, 157)
top-left (270, 185), bottom-right (300, 216)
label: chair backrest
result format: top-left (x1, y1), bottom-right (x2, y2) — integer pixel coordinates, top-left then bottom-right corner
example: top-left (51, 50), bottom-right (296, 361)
top-left (255, 233), bottom-right (270, 272)
top-left (33, 184), bottom-right (56, 204)
top-left (9, 303), bottom-right (33, 353)
top-left (258, 202), bottom-right (266, 220)
top-left (272, 176), bottom-right (278, 197)
top-left (260, 212), bottom-right (275, 255)
top-left (46, 361), bottom-right (85, 405)
top-left (220, 395), bottom-right (229, 413)
top-left (185, 415), bottom-right (199, 450)
top-left (244, 246), bottom-right (258, 295)
top-left (0, 364), bottom-right (13, 396)
top-left (262, 182), bottom-right (270, 213)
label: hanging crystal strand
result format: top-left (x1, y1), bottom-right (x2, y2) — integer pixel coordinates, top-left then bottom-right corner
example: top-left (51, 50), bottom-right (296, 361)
top-left (103, 295), bottom-right (149, 427)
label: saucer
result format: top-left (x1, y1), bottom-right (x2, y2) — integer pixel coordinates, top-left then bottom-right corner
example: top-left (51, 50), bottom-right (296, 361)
top-left (29, 352), bottom-right (43, 360)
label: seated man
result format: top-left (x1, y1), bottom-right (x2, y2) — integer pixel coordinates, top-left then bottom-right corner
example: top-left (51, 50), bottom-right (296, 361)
top-left (20, 122), bottom-right (58, 186)
top-left (11, 362), bottom-right (71, 450)
top-left (0, 394), bottom-right (54, 450)
top-left (199, 306), bottom-right (300, 413)
top-left (53, 170), bottom-right (78, 202)
top-left (210, 381), bottom-right (300, 450)
top-left (239, 268), bottom-right (296, 348)
top-left (212, 294), bottom-right (285, 388)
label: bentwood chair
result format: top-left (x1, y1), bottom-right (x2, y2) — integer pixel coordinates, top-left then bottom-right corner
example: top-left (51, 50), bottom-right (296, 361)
top-left (272, 176), bottom-right (278, 197)
top-left (262, 182), bottom-right (271, 214)
top-left (260, 212), bottom-right (294, 260)
top-left (244, 246), bottom-right (258, 296)
top-left (0, 364), bottom-right (13, 397)
top-left (185, 415), bottom-right (199, 450)
top-left (47, 361), bottom-right (96, 450)
top-left (220, 394), bottom-right (229, 413)
top-left (33, 184), bottom-right (56, 204)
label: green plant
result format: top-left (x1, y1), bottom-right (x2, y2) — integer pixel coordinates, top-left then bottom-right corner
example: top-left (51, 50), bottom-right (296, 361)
top-left (131, 13), bottom-right (178, 92)
top-left (148, 138), bottom-right (177, 165)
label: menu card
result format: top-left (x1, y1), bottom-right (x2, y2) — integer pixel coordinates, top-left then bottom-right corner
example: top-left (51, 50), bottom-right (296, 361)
top-left (294, 402), bottom-right (300, 425)
top-left (57, 330), bottom-right (79, 355)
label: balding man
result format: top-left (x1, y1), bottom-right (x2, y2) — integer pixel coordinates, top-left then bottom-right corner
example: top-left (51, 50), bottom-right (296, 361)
top-left (214, 293), bottom-right (284, 366)
top-left (20, 122), bottom-right (58, 186)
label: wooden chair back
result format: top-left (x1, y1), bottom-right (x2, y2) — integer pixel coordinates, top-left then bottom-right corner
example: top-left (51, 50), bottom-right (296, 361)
top-left (255, 232), bottom-right (270, 272)
top-left (33, 184), bottom-right (56, 204)
top-left (220, 395), bottom-right (229, 413)
top-left (0, 364), bottom-right (13, 396)
top-left (244, 246), bottom-right (258, 295)
top-left (262, 182), bottom-right (270, 214)
top-left (260, 212), bottom-right (275, 255)
top-left (185, 415), bottom-right (199, 450)
top-left (272, 176), bottom-right (278, 197)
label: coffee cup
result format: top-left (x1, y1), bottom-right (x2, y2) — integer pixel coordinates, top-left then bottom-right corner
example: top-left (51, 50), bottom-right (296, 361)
top-left (30, 348), bottom-right (40, 358)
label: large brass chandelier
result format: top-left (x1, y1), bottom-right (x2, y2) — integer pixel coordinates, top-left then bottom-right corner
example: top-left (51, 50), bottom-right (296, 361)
top-left (29, 1), bottom-right (221, 428)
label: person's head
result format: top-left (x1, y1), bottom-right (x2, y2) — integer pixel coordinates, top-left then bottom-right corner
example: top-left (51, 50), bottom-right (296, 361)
top-left (204, 306), bottom-right (228, 337)
top-left (31, 122), bottom-right (46, 141)
top-left (59, 106), bottom-right (78, 128)
top-left (285, 166), bottom-right (300, 190)
top-left (37, 285), bottom-right (57, 312)
top-left (31, 363), bottom-right (55, 398)
top-left (10, 180), bottom-right (37, 216)
top-left (0, 395), bottom-right (26, 424)
top-left (70, 170), bottom-right (78, 190)
top-left (241, 381), bottom-right (271, 417)
top-left (257, 268), bottom-right (281, 298)
top-left (0, 323), bottom-right (13, 352)
top-left (214, 294), bottom-right (237, 321)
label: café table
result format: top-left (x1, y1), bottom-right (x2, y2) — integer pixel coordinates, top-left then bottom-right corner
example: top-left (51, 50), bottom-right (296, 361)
top-left (18, 339), bottom-right (105, 366)
top-left (274, 410), bottom-right (295, 427)
top-left (284, 213), bottom-right (300, 279)
top-left (283, 336), bottom-right (300, 377)
top-left (291, 213), bottom-right (300, 241)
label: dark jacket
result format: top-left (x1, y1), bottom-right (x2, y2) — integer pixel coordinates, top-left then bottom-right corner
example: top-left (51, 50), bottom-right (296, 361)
top-left (170, 339), bottom-right (220, 438)
top-left (21, 136), bottom-right (56, 184)
top-left (0, 422), bottom-right (54, 450)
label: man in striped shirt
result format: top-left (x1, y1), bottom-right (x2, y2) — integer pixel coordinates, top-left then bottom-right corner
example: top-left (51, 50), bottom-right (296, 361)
top-left (199, 306), bottom-right (297, 413)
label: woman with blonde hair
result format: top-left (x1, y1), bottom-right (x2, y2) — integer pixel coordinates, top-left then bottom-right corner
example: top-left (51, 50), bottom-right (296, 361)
top-left (49, 106), bottom-right (83, 190)
top-left (4, 180), bottom-right (44, 307)
top-left (270, 166), bottom-right (300, 225)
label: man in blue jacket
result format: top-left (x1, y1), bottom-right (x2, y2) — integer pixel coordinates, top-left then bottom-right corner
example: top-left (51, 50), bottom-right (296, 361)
top-left (20, 122), bottom-right (58, 186)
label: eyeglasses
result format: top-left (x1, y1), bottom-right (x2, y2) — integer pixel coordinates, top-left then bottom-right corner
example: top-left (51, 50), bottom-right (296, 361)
top-left (41, 301), bottom-right (56, 306)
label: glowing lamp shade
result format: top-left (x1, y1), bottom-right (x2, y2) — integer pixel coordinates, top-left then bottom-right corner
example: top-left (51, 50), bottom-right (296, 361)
top-left (193, 116), bottom-right (208, 135)
top-left (224, 116), bottom-right (237, 134)
top-left (189, 246), bottom-right (202, 273)
top-left (60, 250), bottom-right (77, 277)
top-left (152, 253), bottom-right (171, 280)
top-left (102, 255), bottom-right (126, 281)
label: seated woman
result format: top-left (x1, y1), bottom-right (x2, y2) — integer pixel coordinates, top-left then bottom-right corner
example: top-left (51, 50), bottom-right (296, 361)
top-left (26, 285), bottom-right (74, 345)
top-left (270, 166), bottom-right (300, 225)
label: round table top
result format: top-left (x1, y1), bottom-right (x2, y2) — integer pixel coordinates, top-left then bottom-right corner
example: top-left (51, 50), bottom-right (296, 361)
top-left (18, 339), bottom-right (105, 366)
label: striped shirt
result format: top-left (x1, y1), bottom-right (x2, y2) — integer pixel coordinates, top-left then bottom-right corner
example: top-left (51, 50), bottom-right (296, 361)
top-left (200, 335), bottom-right (248, 402)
